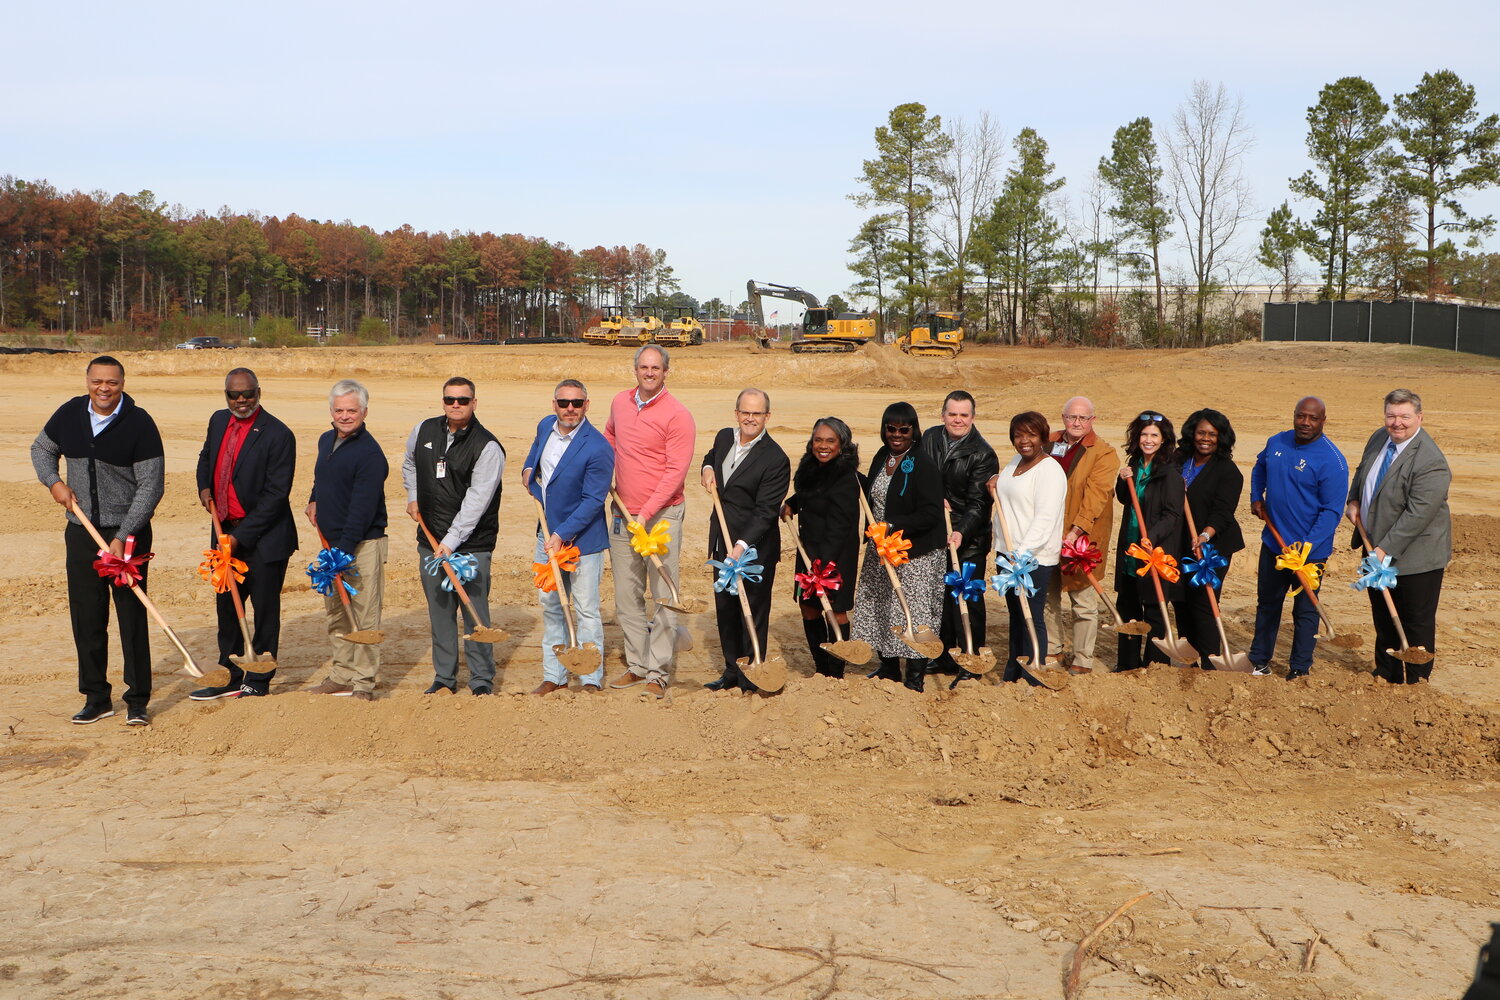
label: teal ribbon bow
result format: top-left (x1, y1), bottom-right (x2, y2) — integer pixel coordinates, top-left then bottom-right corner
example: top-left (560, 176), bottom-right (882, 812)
top-left (1352, 553), bottom-right (1398, 592)
top-left (708, 546), bottom-right (763, 595)
top-left (992, 549), bottom-right (1039, 597)
top-left (424, 551), bottom-right (479, 593)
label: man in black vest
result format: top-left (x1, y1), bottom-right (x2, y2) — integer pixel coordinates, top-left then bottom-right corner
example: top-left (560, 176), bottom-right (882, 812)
top-left (190, 367), bottom-right (299, 699)
top-left (403, 376), bottom-right (505, 694)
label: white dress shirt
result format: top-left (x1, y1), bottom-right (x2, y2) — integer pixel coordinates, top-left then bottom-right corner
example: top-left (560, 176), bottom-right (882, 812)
top-left (1361, 428), bottom-right (1420, 511)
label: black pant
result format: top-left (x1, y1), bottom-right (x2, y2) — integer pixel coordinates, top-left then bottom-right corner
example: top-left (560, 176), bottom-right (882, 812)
top-left (215, 551), bottom-right (290, 687)
top-left (1116, 582), bottom-right (1169, 671)
top-left (935, 573), bottom-right (988, 670)
top-left (714, 563), bottom-right (777, 673)
top-left (1369, 566), bottom-right (1443, 683)
top-left (1172, 552), bottom-right (1233, 670)
top-left (66, 520), bottom-right (152, 710)
top-left (1003, 564), bottom-right (1050, 685)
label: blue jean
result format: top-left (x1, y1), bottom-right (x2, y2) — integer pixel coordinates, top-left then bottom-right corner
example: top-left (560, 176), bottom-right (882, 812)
top-left (535, 532), bottom-right (605, 687)
top-left (1003, 564), bottom-right (1052, 686)
top-left (1249, 544), bottom-right (1321, 673)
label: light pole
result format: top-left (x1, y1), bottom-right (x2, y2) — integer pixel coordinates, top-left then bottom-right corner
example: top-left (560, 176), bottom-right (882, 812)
top-left (56, 299), bottom-right (66, 333)
top-left (68, 289), bottom-right (78, 331)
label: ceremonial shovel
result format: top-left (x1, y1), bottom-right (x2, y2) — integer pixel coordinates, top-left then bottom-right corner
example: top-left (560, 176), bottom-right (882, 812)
top-left (788, 514), bottom-right (871, 665)
top-left (528, 495), bottom-right (599, 673)
top-left (1065, 534), bottom-right (1152, 636)
top-left (309, 519), bottom-right (384, 644)
top-left (608, 489), bottom-right (703, 614)
top-left (1123, 485), bottom-right (1199, 665)
top-left (68, 500), bottom-right (205, 678)
top-left (1259, 511), bottom-right (1361, 648)
top-left (989, 485), bottom-right (1044, 673)
top-left (1351, 513), bottom-right (1433, 666)
top-left (210, 507), bottom-right (278, 676)
top-left (1181, 498), bottom-right (1252, 672)
top-left (706, 480), bottom-right (786, 692)
top-left (942, 506), bottom-right (995, 674)
top-left (415, 514), bottom-right (509, 644)
top-left (855, 491), bottom-right (943, 658)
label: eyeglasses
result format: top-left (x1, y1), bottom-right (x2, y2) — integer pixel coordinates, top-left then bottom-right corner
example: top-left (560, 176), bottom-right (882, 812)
top-left (885, 424), bottom-right (913, 434)
top-left (736, 410), bottom-right (767, 417)
top-left (225, 388), bottom-right (259, 400)
top-left (1137, 413), bottom-right (1164, 423)
top-left (443, 395), bottom-right (473, 406)
top-left (554, 398), bottom-right (586, 408)
top-left (1062, 414), bottom-right (1093, 423)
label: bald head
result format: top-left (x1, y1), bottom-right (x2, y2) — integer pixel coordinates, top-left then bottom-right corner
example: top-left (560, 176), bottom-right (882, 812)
top-left (1293, 396), bottom-right (1326, 444)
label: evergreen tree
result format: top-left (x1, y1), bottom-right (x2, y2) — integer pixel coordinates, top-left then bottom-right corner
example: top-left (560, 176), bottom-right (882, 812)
top-left (1098, 117), bottom-right (1171, 334)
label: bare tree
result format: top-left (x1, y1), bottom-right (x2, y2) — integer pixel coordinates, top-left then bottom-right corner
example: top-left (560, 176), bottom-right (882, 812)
top-left (1165, 81), bottom-right (1255, 342)
top-left (933, 112), bottom-right (1005, 321)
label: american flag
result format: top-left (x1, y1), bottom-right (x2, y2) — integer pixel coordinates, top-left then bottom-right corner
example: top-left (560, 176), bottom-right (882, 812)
top-left (769, 310), bottom-right (779, 321)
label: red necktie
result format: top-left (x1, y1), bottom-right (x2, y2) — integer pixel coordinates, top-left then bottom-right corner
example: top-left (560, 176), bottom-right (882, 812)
top-left (215, 420), bottom-right (244, 519)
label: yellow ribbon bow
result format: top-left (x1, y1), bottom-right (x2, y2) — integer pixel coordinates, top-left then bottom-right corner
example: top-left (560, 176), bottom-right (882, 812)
top-left (1276, 541), bottom-right (1322, 596)
top-left (627, 520), bottom-right (671, 558)
top-left (1126, 541), bottom-right (1181, 584)
top-left (197, 533), bottom-right (248, 594)
top-left (532, 544), bottom-right (582, 593)
top-left (865, 521), bottom-right (912, 567)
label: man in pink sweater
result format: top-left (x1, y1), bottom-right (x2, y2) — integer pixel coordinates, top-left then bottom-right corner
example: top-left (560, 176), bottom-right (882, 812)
top-left (605, 345), bottom-right (697, 697)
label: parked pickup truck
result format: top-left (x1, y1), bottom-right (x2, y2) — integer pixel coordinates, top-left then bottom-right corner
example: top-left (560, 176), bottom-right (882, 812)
top-left (174, 336), bottom-right (232, 350)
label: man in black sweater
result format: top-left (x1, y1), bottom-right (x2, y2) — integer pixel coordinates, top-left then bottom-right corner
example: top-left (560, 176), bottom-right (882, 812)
top-left (305, 379), bottom-right (389, 700)
top-left (32, 356), bottom-right (164, 726)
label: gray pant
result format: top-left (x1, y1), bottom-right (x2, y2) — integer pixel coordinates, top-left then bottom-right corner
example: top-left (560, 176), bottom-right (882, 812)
top-left (418, 546), bottom-right (496, 691)
top-left (607, 502), bottom-right (684, 684)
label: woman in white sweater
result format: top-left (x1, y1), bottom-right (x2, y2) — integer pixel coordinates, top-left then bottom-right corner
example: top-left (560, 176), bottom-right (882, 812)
top-left (988, 411), bottom-right (1069, 684)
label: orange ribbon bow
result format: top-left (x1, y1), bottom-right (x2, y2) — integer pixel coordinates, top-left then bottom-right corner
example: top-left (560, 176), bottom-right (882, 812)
top-left (197, 533), bottom-right (249, 593)
top-left (532, 543), bottom-right (582, 593)
top-left (865, 521), bottom-right (912, 567)
top-left (1126, 541), bottom-right (1180, 584)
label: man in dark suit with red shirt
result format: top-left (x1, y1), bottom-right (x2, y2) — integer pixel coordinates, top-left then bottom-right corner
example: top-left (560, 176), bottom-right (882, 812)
top-left (190, 367), bottom-right (298, 699)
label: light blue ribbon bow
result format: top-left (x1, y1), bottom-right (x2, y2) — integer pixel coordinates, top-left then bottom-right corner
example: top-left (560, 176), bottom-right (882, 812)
top-left (1352, 553), bottom-right (1398, 592)
top-left (991, 549), bottom-right (1039, 597)
top-left (424, 550), bottom-right (479, 592)
top-left (1183, 541), bottom-right (1229, 590)
top-left (708, 546), bottom-right (764, 595)
top-left (307, 547), bottom-right (357, 597)
top-left (944, 561), bottom-right (987, 603)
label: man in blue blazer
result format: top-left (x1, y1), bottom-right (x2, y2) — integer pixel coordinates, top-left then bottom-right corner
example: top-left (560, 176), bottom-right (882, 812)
top-left (191, 368), bottom-right (298, 699)
top-left (522, 379), bottom-right (615, 693)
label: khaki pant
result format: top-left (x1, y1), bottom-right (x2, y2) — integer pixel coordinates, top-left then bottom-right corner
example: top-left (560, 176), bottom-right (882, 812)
top-left (323, 536), bottom-right (387, 693)
top-left (1045, 573), bottom-right (1102, 671)
top-left (607, 502), bottom-right (684, 684)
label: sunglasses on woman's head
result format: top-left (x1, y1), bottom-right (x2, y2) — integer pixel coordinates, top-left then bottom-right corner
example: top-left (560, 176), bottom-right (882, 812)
top-left (1138, 413), bottom-right (1164, 422)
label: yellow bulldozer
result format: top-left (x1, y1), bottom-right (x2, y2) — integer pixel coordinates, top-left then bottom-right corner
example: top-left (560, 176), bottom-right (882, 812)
top-left (654, 307), bottom-right (705, 347)
top-left (898, 311), bottom-right (964, 359)
top-left (582, 306), bottom-right (625, 346)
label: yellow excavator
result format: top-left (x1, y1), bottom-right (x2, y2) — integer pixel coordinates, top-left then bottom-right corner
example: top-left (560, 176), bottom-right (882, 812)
top-left (898, 310), bottom-right (964, 359)
top-left (746, 280), bottom-right (875, 353)
top-left (582, 305), bottom-right (625, 346)
top-left (655, 307), bottom-right (705, 347)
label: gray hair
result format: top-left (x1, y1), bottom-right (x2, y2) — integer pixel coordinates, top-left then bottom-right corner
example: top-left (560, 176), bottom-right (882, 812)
top-left (555, 378), bottom-right (588, 398)
top-left (1061, 395), bottom-right (1094, 417)
top-left (226, 367), bottom-right (259, 387)
top-left (329, 379), bottom-right (369, 408)
top-left (1384, 387), bottom-right (1422, 413)
top-left (634, 344), bottom-right (669, 369)
top-left (736, 387), bottom-right (770, 412)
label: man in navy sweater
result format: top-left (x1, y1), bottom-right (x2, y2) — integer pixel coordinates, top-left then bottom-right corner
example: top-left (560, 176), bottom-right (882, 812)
top-left (305, 379), bottom-right (389, 700)
top-left (1248, 396), bottom-right (1348, 678)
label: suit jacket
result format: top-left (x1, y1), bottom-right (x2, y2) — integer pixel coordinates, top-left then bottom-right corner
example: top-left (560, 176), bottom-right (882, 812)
top-left (703, 428), bottom-right (791, 562)
top-left (1181, 454), bottom-right (1245, 556)
top-left (196, 407), bottom-right (298, 562)
top-left (1347, 428), bottom-right (1451, 575)
top-left (1049, 429), bottom-right (1120, 590)
top-left (524, 416), bottom-right (614, 556)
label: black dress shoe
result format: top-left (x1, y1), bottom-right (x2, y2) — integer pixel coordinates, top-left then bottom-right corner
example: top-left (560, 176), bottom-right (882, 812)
top-left (424, 681), bottom-right (456, 694)
top-left (949, 669), bottom-right (979, 690)
top-left (471, 684), bottom-right (493, 696)
top-left (704, 675), bottom-right (735, 691)
top-left (126, 709), bottom-right (150, 726)
top-left (72, 704), bottom-right (114, 725)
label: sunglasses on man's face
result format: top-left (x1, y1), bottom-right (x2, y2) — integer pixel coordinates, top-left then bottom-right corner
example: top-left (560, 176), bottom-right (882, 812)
top-left (443, 395), bottom-right (473, 406)
top-left (554, 398), bottom-right (586, 409)
top-left (225, 388), bottom-right (259, 400)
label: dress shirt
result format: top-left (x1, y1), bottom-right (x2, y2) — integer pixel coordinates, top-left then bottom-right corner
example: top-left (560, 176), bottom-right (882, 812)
top-left (539, 422), bottom-right (578, 488)
top-left (1361, 428), bottom-right (1420, 511)
top-left (89, 399), bottom-right (121, 436)
top-left (721, 429), bottom-right (767, 484)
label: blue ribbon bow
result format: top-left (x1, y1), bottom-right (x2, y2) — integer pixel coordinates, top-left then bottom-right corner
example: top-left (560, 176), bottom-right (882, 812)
top-left (307, 547), bottom-right (357, 597)
top-left (1183, 541), bottom-right (1229, 590)
top-left (1352, 553), bottom-right (1398, 592)
top-left (991, 549), bottom-right (1039, 597)
top-left (424, 551), bottom-right (479, 592)
top-left (707, 546), bottom-right (764, 595)
top-left (944, 561), bottom-right (987, 603)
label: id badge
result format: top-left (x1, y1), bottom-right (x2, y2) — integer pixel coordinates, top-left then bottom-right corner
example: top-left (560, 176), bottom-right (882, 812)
top-left (612, 514), bottom-right (624, 536)
top-left (435, 458), bottom-right (447, 479)
top-left (1050, 442), bottom-right (1068, 457)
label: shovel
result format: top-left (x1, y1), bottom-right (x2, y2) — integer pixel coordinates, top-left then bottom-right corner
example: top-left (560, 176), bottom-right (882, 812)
top-left (415, 514), bottom-right (509, 644)
top-left (210, 507), bottom-right (278, 678)
top-left (1259, 510), bottom-right (1361, 648)
top-left (788, 514), bottom-right (871, 665)
top-left (942, 506), bottom-right (996, 675)
top-left (1124, 484), bottom-right (1199, 665)
top-left (1065, 533), bottom-right (1152, 636)
top-left (68, 500), bottom-right (205, 679)
top-left (608, 488), bottom-right (703, 614)
top-left (1181, 496), bottom-right (1252, 672)
top-left (1351, 513), bottom-right (1433, 667)
top-left (855, 490), bottom-right (943, 658)
top-left (309, 518), bottom-right (385, 644)
top-left (706, 480), bottom-right (786, 693)
top-left (989, 484), bottom-right (1046, 674)
top-left (529, 494), bottom-right (600, 674)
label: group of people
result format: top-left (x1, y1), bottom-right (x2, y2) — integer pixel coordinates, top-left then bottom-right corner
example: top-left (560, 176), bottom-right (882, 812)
top-left (32, 349), bottom-right (1452, 725)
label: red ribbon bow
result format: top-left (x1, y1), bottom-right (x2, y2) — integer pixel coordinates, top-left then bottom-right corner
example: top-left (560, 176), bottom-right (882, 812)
top-left (795, 558), bottom-right (843, 597)
top-left (93, 535), bottom-right (153, 587)
top-left (1059, 536), bottom-right (1103, 576)
top-left (1126, 541), bottom-right (1180, 583)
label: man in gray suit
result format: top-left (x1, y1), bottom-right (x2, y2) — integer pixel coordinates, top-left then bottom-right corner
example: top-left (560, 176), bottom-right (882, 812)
top-left (1344, 388), bottom-right (1451, 684)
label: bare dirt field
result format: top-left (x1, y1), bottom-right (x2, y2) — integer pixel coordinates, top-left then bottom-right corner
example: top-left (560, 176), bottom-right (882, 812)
top-left (2, 340), bottom-right (1498, 1000)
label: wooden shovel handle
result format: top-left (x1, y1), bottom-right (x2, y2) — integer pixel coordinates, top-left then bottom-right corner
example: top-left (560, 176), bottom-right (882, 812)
top-left (788, 514), bottom-right (845, 642)
top-left (210, 507), bottom-right (256, 653)
top-left (530, 494), bottom-right (580, 647)
top-left (310, 515), bottom-right (365, 637)
top-left (1351, 512), bottom-right (1414, 651)
top-left (942, 505), bottom-right (976, 655)
top-left (855, 489), bottom-right (916, 634)
top-left (608, 487), bottom-right (685, 606)
top-left (989, 482), bottom-right (1042, 663)
top-left (1124, 473), bottom-right (1183, 644)
top-left (706, 479), bottom-right (763, 664)
top-left (415, 512), bottom-right (487, 627)
top-left (1260, 510), bottom-right (1337, 635)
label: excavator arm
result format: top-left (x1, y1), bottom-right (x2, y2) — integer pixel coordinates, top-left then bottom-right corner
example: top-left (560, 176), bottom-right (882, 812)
top-left (746, 280), bottom-right (822, 330)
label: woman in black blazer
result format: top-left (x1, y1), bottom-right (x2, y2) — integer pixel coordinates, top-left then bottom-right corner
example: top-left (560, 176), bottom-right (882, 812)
top-left (1114, 410), bottom-right (1185, 670)
top-left (1173, 408), bottom-right (1245, 669)
top-left (850, 401), bottom-right (946, 691)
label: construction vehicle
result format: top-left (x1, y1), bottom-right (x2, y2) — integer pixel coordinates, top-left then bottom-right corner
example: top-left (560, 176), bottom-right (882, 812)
top-left (746, 280), bottom-right (876, 353)
top-left (582, 305), bottom-right (626, 345)
top-left (898, 310), bottom-right (965, 359)
top-left (655, 307), bottom-right (705, 346)
top-left (622, 310), bottom-right (665, 345)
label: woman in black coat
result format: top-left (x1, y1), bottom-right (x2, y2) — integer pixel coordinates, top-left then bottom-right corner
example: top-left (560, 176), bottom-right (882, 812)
top-left (1114, 410), bottom-right (1186, 671)
top-left (781, 417), bottom-right (864, 678)
top-left (1173, 408), bottom-right (1245, 669)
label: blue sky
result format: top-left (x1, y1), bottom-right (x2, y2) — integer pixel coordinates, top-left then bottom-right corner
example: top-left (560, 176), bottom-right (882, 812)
top-left (9, 0), bottom-right (1499, 309)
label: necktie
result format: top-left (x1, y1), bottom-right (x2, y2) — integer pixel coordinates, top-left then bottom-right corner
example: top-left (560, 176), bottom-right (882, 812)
top-left (215, 420), bottom-right (244, 519)
top-left (1372, 439), bottom-right (1397, 496)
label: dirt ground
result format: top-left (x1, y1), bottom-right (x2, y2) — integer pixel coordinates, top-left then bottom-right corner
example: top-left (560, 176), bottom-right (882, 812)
top-left (2, 340), bottom-right (1498, 1000)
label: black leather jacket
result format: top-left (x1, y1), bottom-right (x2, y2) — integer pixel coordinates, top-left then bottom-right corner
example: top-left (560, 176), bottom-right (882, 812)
top-left (919, 426), bottom-right (999, 563)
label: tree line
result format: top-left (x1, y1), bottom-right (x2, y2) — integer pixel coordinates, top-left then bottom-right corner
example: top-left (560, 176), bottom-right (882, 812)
top-left (847, 72), bottom-right (1500, 347)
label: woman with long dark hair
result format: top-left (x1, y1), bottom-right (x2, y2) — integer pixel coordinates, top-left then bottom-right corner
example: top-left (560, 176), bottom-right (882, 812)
top-left (850, 402), bottom-right (946, 691)
top-left (1114, 410), bottom-right (1185, 670)
top-left (782, 417), bottom-right (863, 678)
top-left (1173, 408), bottom-right (1244, 669)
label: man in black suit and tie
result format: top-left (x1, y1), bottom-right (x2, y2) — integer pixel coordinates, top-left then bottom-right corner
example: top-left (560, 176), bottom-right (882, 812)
top-left (699, 388), bottom-right (791, 692)
top-left (191, 368), bottom-right (298, 699)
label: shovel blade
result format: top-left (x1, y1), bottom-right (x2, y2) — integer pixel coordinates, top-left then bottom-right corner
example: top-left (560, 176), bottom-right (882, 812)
top-left (338, 629), bottom-right (386, 645)
top-left (736, 655), bottom-right (787, 693)
top-left (1153, 637), bottom-right (1200, 665)
top-left (951, 646), bottom-right (997, 675)
top-left (1329, 632), bottom-right (1364, 648)
top-left (823, 639), bottom-right (872, 666)
top-left (1112, 619), bottom-right (1154, 635)
top-left (1210, 651), bottom-right (1254, 673)
top-left (228, 652), bottom-right (279, 672)
top-left (893, 625), bottom-right (944, 659)
top-left (463, 625), bottom-right (511, 644)
top-left (198, 666), bottom-right (232, 688)
top-left (655, 595), bottom-right (704, 614)
top-left (1391, 645), bottom-right (1435, 664)
top-left (557, 642), bottom-right (601, 675)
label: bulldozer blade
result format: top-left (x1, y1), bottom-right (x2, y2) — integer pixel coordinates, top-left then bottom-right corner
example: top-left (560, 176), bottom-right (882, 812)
top-left (950, 646), bottom-right (997, 675)
top-left (337, 629), bottom-right (386, 645)
top-left (823, 639), bottom-right (872, 666)
top-left (737, 654), bottom-right (788, 694)
top-left (1153, 637), bottom-right (1200, 666)
top-left (893, 625), bottom-right (944, 659)
top-left (1329, 632), bottom-right (1364, 648)
top-left (1111, 619), bottom-right (1154, 635)
top-left (198, 666), bottom-right (232, 688)
top-left (556, 642), bottom-right (601, 675)
top-left (1390, 644), bottom-right (1435, 664)
top-left (462, 624), bottom-right (510, 644)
